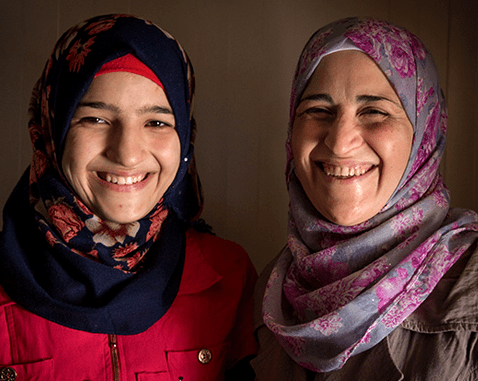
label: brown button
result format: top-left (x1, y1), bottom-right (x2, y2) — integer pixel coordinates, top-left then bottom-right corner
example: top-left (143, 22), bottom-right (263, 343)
top-left (197, 348), bottom-right (212, 364)
top-left (0, 367), bottom-right (17, 380)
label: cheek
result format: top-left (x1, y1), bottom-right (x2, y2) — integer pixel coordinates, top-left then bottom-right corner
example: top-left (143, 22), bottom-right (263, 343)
top-left (374, 129), bottom-right (413, 183)
top-left (291, 123), bottom-right (322, 176)
top-left (153, 133), bottom-right (181, 171)
top-left (291, 123), bottom-right (310, 162)
top-left (291, 134), bottom-right (302, 163)
top-left (61, 134), bottom-right (80, 179)
top-left (291, 130), bottom-right (316, 195)
top-left (61, 131), bottom-right (97, 185)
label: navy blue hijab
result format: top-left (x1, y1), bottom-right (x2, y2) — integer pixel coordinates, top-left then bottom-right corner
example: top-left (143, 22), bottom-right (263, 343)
top-left (0, 14), bottom-right (203, 334)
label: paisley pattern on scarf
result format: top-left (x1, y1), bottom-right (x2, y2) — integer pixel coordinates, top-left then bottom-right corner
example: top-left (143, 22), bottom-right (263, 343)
top-left (0, 14), bottom-right (203, 334)
top-left (263, 17), bottom-right (478, 372)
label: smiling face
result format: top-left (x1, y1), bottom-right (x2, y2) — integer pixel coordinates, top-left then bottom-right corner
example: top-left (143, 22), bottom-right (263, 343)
top-left (291, 50), bottom-right (414, 226)
top-left (62, 72), bottom-right (181, 224)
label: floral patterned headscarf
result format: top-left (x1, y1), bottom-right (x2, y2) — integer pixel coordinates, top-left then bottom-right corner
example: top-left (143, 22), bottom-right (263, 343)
top-left (0, 14), bottom-right (202, 334)
top-left (263, 17), bottom-right (478, 372)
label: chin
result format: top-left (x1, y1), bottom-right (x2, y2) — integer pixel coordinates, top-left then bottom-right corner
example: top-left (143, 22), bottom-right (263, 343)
top-left (321, 209), bottom-right (372, 227)
top-left (96, 208), bottom-right (151, 225)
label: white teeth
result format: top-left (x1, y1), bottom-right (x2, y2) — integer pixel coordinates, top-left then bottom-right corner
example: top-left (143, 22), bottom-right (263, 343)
top-left (104, 173), bottom-right (145, 185)
top-left (323, 164), bottom-right (370, 178)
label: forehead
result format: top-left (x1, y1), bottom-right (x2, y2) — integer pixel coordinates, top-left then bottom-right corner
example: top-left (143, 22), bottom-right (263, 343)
top-left (303, 50), bottom-right (397, 99)
top-left (84, 72), bottom-right (165, 96)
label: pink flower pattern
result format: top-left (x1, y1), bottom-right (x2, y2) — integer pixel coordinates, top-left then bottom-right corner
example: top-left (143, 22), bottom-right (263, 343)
top-left (410, 103), bottom-right (441, 175)
top-left (307, 279), bottom-right (359, 316)
top-left (310, 312), bottom-right (342, 336)
top-left (281, 335), bottom-right (305, 358)
top-left (417, 78), bottom-right (435, 114)
top-left (345, 19), bottom-right (426, 78)
top-left (297, 29), bottom-right (333, 78)
top-left (376, 267), bottom-right (409, 313)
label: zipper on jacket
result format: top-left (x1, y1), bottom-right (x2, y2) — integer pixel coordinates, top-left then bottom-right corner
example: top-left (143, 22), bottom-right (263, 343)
top-left (109, 334), bottom-right (121, 381)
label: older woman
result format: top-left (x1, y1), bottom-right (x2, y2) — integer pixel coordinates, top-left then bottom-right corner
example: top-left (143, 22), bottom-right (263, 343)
top-left (252, 18), bottom-right (478, 380)
top-left (0, 14), bottom-right (256, 380)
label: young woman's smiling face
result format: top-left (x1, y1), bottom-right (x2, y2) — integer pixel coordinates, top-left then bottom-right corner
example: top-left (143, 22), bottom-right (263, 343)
top-left (62, 72), bottom-right (180, 224)
top-left (292, 50), bottom-right (414, 226)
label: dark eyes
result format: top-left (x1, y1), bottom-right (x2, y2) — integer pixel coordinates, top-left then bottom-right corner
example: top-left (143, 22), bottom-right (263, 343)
top-left (299, 106), bottom-right (389, 118)
top-left (79, 117), bottom-right (172, 128)
top-left (303, 107), bottom-right (332, 115)
top-left (146, 120), bottom-right (172, 128)
top-left (81, 117), bottom-right (107, 124)
top-left (361, 108), bottom-right (388, 116)
top-left (297, 107), bottom-right (333, 118)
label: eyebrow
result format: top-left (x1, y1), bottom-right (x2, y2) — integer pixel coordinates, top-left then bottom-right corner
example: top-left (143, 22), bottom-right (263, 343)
top-left (299, 93), bottom-right (333, 104)
top-left (76, 102), bottom-right (174, 115)
top-left (77, 101), bottom-right (119, 112)
top-left (356, 95), bottom-right (402, 108)
top-left (299, 93), bottom-right (402, 108)
top-left (136, 105), bottom-right (174, 115)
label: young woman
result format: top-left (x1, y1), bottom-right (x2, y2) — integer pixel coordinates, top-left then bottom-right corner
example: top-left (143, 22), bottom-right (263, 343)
top-left (0, 14), bottom-right (257, 380)
top-left (252, 17), bottom-right (478, 380)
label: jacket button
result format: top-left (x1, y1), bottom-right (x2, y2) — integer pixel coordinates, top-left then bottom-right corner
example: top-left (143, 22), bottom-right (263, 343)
top-left (197, 348), bottom-right (212, 364)
top-left (0, 367), bottom-right (17, 380)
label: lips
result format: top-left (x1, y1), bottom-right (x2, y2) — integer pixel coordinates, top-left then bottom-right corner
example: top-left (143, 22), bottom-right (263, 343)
top-left (321, 163), bottom-right (375, 179)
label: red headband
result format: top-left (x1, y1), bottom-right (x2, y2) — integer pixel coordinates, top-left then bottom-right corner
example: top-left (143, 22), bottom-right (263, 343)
top-left (95, 53), bottom-right (164, 90)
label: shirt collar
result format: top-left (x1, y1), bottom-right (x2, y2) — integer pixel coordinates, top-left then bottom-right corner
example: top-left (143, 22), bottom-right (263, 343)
top-left (177, 229), bottom-right (222, 295)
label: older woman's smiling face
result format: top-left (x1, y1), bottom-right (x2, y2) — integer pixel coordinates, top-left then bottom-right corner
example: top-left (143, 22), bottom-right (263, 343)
top-left (62, 72), bottom-right (180, 224)
top-left (292, 50), bottom-right (414, 226)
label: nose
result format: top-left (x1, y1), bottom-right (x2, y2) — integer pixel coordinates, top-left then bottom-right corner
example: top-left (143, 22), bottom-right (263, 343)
top-left (323, 113), bottom-right (363, 156)
top-left (106, 123), bottom-right (146, 167)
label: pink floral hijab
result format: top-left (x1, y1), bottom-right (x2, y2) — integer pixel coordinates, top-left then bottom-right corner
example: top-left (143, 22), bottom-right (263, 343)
top-left (0, 15), bottom-right (203, 335)
top-left (263, 17), bottom-right (478, 372)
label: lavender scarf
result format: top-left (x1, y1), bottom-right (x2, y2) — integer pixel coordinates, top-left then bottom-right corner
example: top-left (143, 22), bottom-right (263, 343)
top-left (263, 17), bottom-right (478, 372)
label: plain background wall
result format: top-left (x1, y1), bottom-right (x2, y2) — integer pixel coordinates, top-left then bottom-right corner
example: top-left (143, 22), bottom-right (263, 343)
top-left (1, 0), bottom-right (477, 272)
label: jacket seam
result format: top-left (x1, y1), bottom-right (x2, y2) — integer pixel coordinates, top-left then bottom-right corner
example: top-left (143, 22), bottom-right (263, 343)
top-left (4, 305), bottom-right (17, 364)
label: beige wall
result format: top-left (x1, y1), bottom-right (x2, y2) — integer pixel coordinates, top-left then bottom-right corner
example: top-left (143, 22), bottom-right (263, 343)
top-left (1, 0), bottom-right (477, 272)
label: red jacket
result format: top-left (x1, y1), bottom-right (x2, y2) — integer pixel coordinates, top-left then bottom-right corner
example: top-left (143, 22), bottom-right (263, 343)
top-left (0, 229), bottom-right (257, 380)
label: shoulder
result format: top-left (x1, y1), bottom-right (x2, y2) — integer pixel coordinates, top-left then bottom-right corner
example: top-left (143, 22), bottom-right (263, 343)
top-left (179, 228), bottom-right (256, 296)
top-left (251, 250), bottom-right (306, 380)
top-left (253, 250), bottom-right (283, 330)
top-left (403, 243), bottom-right (478, 332)
top-left (251, 323), bottom-right (308, 380)
top-left (251, 246), bottom-right (478, 381)
top-left (392, 243), bottom-right (478, 380)
top-left (388, 325), bottom-right (478, 380)
top-left (185, 228), bottom-right (254, 277)
top-left (179, 229), bottom-right (258, 369)
top-left (0, 285), bottom-right (14, 307)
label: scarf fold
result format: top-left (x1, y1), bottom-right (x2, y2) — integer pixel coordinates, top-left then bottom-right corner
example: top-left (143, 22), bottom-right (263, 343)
top-left (0, 14), bottom-right (202, 335)
top-left (263, 17), bottom-right (478, 372)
